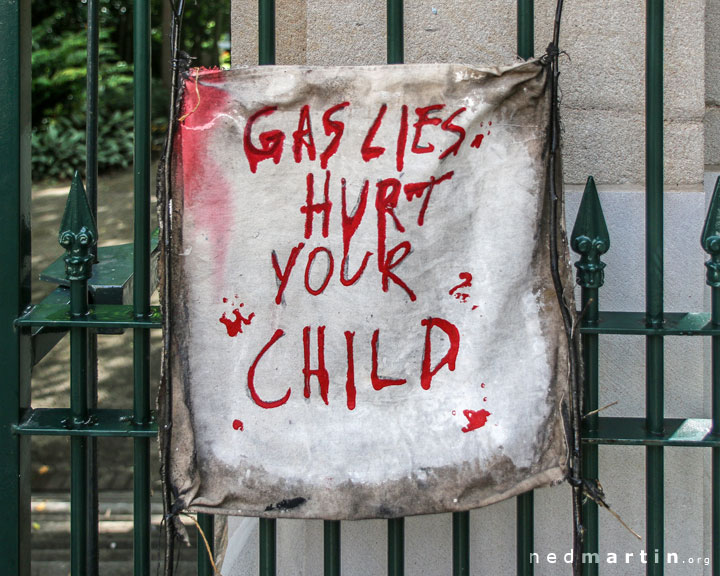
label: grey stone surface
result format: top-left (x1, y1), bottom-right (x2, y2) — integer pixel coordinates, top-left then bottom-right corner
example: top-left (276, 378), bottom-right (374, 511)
top-left (231, 0), bottom-right (258, 65)
top-left (706, 106), bottom-right (720, 167)
top-left (306, 0), bottom-right (385, 65)
top-left (562, 110), bottom-right (704, 185)
top-left (707, 0), bottom-right (720, 106)
top-left (232, 0), bottom-right (707, 183)
top-left (707, 0), bottom-right (719, 168)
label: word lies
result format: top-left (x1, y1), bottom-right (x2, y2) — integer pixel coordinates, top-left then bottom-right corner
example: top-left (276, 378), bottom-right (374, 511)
top-left (244, 102), bottom-right (490, 173)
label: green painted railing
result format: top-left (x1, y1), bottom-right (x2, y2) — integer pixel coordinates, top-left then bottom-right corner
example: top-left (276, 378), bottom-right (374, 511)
top-left (1, 1), bottom-right (718, 575)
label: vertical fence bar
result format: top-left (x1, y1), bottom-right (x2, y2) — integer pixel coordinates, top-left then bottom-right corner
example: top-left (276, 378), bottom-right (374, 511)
top-left (258, 2), bottom-right (277, 574)
top-left (715, 266), bottom-right (720, 576)
top-left (714, 271), bottom-right (720, 576)
top-left (60, 174), bottom-right (98, 576)
top-left (260, 515), bottom-right (277, 576)
top-left (387, 517), bottom-right (404, 576)
top-left (386, 2), bottom-right (405, 574)
top-left (645, 2), bottom-right (664, 575)
top-left (516, 2), bottom-right (534, 574)
top-left (85, 3), bottom-right (100, 573)
top-left (0, 1), bottom-right (31, 573)
top-left (452, 510), bottom-right (470, 576)
top-left (517, 0), bottom-right (534, 59)
top-left (387, 0), bottom-right (403, 64)
top-left (702, 178), bottom-right (720, 576)
top-left (87, 0), bottom-right (99, 216)
top-left (133, 0), bottom-right (152, 574)
top-left (198, 514), bottom-right (215, 576)
top-left (516, 492), bottom-right (534, 576)
top-left (324, 521), bottom-right (341, 576)
top-left (571, 176), bottom-right (609, 576)
top-left (70, 280), bottom-right (90, 576)
top-left (259, 0), bottom-right (276, 65)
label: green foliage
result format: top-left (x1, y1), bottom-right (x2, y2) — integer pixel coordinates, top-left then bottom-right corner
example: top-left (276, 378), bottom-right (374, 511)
top-left (182, 0), bottom-right (232, 68)
top-left (31, 0), bottom-right (230, 181)
top-left (31, 6), bottom-right (139, 180)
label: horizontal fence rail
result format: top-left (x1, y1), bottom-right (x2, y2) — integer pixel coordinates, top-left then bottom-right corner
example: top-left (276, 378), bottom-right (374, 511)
top-left (1, 0), bottom-right (717, 575)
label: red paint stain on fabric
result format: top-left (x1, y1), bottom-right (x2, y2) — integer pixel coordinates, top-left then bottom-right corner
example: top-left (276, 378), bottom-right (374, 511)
top-left (470, 134), bottom-right (484, 148)
top-left (480, 382), bottom-right (485, 388)
top-left (449, 272), bottom-right (472, 295)
top-left (179, 70), bottom-right (233, 289)
top-left (461, 409), bottom-right (491, 433)
top-left (219, 308), bottom-right (255, 336)
top-left (232, 419), bottom-right (244, 431)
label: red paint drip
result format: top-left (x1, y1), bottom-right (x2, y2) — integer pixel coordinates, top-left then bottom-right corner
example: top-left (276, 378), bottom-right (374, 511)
top-left (470, 134), bottom-right (484, 148)
top-left (232, 419), bottom-right (244, 431)
top-left (461, 409), bottom-right (491, 433)
top-left (449, 272), bottom-right (472, 295)
top-left (219, 308), bottom-right (255, 336)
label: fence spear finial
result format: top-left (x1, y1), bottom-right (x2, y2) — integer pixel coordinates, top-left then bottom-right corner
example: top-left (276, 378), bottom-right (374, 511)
top-left (571, 176), bottom-right (610, 289)
top-left (58, 171), bottom-right (98, 283)
top-left (702, 176), bottom-right (720, 287)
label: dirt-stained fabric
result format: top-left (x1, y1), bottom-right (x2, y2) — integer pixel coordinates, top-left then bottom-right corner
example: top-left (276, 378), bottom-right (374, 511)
top-left (161, 60), bottom-right (574, 520)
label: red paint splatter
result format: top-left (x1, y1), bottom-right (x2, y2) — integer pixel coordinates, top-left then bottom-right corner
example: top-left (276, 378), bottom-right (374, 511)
top-left (449, 272), bottom-right (472, 295)
top-left (219, 308), bottom-right (255, 336)
top-left (481, 382), bottom-right (485, 388)
top-left (470, 134), bottom-right (484, 148)
top-left (454, 293), bottom-right (469, 302)
top-left (452, 410), bottom-right (456, 416)
top-left (222, 297), bottom-right (228, 303)
top-left (232, 419), bottom-right (244, 431)
top-left (488, 121), bottom-right (492, 126)
top-left (471, 305), bottom-right (479, 311)
top-left (179, 69), bottom-right (233, 292)
top-left (461, 409), bottom-right (491, 433)
top-left (483, 397), bottom-right (487, 402)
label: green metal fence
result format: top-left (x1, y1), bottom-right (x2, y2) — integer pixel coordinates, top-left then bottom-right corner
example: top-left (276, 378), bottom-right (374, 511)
top-left (1, 0), bottom-right (717, 575)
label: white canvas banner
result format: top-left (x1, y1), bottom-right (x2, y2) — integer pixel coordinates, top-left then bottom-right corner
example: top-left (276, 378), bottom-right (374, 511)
top-left (163, 60), bottom-right (573, 519)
